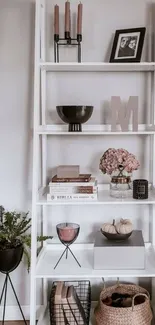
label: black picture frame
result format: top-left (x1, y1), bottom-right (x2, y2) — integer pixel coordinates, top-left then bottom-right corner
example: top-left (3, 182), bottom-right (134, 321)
top-left (110, 27), bottom-right (146, 63)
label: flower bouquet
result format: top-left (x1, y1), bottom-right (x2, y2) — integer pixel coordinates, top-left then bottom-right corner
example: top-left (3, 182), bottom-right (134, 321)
top-left (99, 148), bottom-right (140, 198)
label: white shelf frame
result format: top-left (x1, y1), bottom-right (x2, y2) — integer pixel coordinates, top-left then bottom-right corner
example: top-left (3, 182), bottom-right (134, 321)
top-left (37, 302), bottom-right (96, 325)
top-left (37, 123), bottom-right (155, 135)
top-left (37, 185), bottom-right (155, 206)
top-left (36, 243), bottom-right (155, 279)
top-left (40, 61), bottom-right (155, 72)
top-left (30, 1), bottom-right (155, 324)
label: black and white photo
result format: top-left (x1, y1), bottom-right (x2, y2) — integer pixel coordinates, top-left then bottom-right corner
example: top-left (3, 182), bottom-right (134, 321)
top-left (110, 28), bottom-right (146, 63)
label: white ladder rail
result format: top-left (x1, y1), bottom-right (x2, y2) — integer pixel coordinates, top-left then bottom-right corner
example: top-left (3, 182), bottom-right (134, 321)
top-left (30, 0), bottom-right (41, 325)
top-left (40, 0), bottom-right (48, 307)
top-left (151, 22), bottom-right (155, 308)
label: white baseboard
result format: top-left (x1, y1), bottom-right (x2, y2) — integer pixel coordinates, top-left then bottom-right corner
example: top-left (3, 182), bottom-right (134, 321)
top-left (0, 305), bottom-right (41, 321)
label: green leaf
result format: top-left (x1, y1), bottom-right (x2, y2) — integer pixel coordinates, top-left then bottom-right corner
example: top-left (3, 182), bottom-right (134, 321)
top-left (23, 246), bottom-right (31, 272)
top-left (37, 236), bottom-right (53, 242)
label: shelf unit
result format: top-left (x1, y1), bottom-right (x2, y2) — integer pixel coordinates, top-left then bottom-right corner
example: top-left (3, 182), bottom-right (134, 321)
top-left (30, 1), bottom-right (155, 324)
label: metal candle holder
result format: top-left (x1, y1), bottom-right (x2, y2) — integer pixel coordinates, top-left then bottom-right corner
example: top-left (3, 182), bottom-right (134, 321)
top-left (54, 33), bottom-right (82, 63)
top-left (54, 223), bottom-right (81, 269)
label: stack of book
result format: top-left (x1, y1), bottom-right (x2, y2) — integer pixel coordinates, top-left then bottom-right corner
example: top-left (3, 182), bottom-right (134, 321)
top-left (47, 169), bottom-right (98, 201)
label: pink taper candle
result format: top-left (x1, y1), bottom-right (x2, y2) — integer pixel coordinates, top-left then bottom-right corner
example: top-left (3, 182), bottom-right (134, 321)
top-left (65, 0), bottom-right (70, 33)
top-left (77, 2), bottom-right (83, 35)
top-left (69, 9), bottom-right (71, 35)
top-left (54, 4), bottom-right (59, 35)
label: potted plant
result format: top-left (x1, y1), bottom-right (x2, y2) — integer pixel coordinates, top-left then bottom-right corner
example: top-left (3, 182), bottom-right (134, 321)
top-left (0, 206), bottom-right (52, 273)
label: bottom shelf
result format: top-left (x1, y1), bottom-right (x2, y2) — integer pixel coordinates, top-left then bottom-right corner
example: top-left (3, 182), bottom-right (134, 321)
top-left (37, 302), bottom-right (155, 325)
top-left (37, 302), bottom-right (96, 325)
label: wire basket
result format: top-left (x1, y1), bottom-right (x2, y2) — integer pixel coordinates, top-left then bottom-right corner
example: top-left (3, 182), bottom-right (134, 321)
top-left (49, 280), bottom-right (91, 325)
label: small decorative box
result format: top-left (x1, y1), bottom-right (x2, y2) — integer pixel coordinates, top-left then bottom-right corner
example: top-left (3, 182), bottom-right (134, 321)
top-left (57, 165), bottom-right (80, 178)
top-left (94, 230), bottom-right (145, 270)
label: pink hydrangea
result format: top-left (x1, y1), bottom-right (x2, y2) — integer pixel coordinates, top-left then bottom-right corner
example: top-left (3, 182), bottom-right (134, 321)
top-left (99, 148), bottom-right (140, 175)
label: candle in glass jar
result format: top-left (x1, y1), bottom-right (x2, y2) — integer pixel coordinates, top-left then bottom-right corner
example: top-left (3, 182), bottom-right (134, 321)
top-left (59, 226), bottom-right (76, 242)
top-left (77, 2), bottom-right (83, 35)
top-left (65, 0), bottom-right (70, 34)
top-left (54, 4), bottom-right (59, 36)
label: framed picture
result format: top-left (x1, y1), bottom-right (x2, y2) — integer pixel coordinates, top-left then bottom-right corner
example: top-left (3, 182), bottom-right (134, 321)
top-left (110, 27), bottom-right (146, 63)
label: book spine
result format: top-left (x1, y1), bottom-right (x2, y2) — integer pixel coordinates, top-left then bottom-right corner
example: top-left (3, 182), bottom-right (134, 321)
top-left (78, 186), bottom-right (97, 193)
top-left (78, 186), bottom-right (94, 191)
top-left (49, 190), bottom-right (97, 195)
top-left (47, 193), bottom-right (97, 201)
top-left (49, 179), bottom-right (96, 187)
top-left (52, 178), bottom-right (90, 183)
top-left (49, 186), bottom-right (97, 195)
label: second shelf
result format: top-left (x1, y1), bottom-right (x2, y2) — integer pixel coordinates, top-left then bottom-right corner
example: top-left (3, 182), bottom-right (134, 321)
top-left (36, 243), bottom-right (155, 279)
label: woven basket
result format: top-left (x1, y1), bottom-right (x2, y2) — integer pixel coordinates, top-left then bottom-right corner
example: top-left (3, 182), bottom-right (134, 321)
top-left (94, 284), bottom-right (152, 325)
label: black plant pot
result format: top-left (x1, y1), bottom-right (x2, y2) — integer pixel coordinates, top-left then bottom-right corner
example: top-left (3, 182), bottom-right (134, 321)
top-left (0, 244), bottom-right (23, 273)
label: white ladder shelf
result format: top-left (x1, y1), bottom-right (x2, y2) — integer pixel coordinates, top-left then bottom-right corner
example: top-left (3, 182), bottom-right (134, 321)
top-left (30, 0), bottom-right (155, 324)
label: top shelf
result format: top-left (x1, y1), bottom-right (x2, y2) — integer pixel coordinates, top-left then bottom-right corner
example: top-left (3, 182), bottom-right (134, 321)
top-left (40, 62), bottom-right (155, 72)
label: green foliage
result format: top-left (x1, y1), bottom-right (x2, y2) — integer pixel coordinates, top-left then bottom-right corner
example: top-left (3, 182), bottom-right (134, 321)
top-left (0, 206), bottom-right (52, 271)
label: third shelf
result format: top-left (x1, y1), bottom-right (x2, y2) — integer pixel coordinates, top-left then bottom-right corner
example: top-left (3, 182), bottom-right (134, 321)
top-left (37, 187), bottom-right (155, 205)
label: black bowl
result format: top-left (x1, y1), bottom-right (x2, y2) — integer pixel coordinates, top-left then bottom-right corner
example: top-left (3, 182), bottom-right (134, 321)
top-left (100, 229), bottom-right (132, 241)
top-left (56, 106), bottom-right (93, 132)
